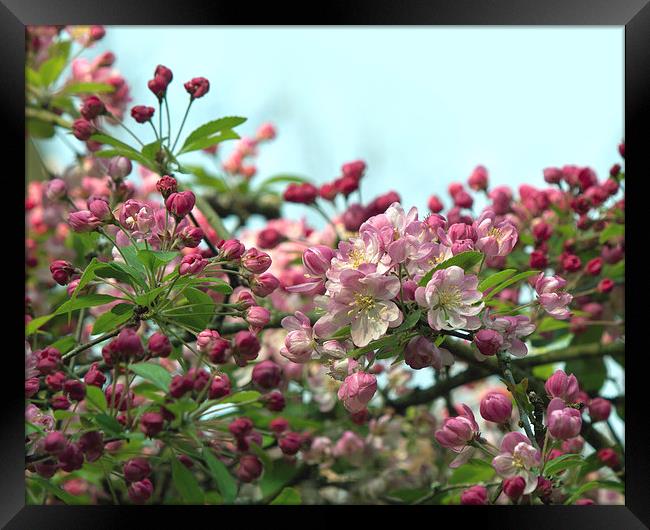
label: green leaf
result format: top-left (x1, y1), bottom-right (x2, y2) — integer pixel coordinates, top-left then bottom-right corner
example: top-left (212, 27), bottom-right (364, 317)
top-left (190, 277), bottom-right (233, 295)
top-left (393, 309), bottom-right (422, 332)
top-left (92, 303), bottom-right (135, 335)
top-left (60, 81), bottom-right (116, 95)
top-left (483, 270), bottom-right (540, 301)
top-left (218, 390), bottom-right (261, 404)
top-left (141, 138), bottom-right (164, 163)
top-left (544, 454), bottom-right (585, 476)
top-left (85, 385), bottom-right (108, 412)
top-left (95, 261), bottom-right (147, 290)
top-left (90, 134), bottom-right (158, 171)
top-left (71, 257), bottom-right (101, 300)
top-left (203, 449), bottom-right (237, 504)
top-left (26, 294), bottom-right (121, 335)
top-left (178, 129), bottom-right (240, 155)
top-left (30, 476), bottom-right (81, 505)
top-left (172, 455), bottom-right (205, 504)
top-left (94, 413), bottom-right (123, 436)
top-left (166, 287), bottom-right (215, 331)
top-left (39, 54), bottom-right (67, 86)
top-left (27, 119), bottom-right (55, 138)
top-left (270, 487), bottom-right (302, 505)
top-left (449, 459), bottom-right (495, 485)
top-left (536, 317), bottom-right (571, 333)
top-left (598, 223), bottom-right (624, 244)
top-left (137, 249), bottom-right (178, 273)
top-left (348, 334), bottom-right (401, 359)
top-left (418, 251), bottom-right (483, 287)
top-left (181, 116), bottom-right (247, 150)
top-left (564, 480), bottom-right (624, 505)
top-left (565, 357), bottom-right (606, 393)
top-left (185, 166), bottom-right (230, 192)
top-left (50, 335), bottom-right (77, 354)
top-left (129, 362), bottom-right (172, 392)
top-left (478, 269), bottom-right (517, 292)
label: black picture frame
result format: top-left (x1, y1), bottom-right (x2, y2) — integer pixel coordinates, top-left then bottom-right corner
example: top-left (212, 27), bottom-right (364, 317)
top-left (4, 1), bottom-right (649, 527)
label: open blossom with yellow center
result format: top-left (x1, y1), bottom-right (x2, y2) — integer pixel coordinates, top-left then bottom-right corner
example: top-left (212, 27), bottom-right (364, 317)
top-left (415, 266), bottom-right (483, 331)
top-left (314, 265), bottom-right (402, 347)
top-left (492, 432), bottom-right (541, 494)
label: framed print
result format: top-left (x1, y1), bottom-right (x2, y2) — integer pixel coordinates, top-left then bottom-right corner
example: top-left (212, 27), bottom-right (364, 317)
top-left (3, 0), bottom-right (649, 527)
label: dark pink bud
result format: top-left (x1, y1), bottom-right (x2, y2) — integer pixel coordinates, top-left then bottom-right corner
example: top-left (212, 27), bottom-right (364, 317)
top-left (63, 379), bottom-right (86, 401)
top-left (236, 454), bottom-right (263, 482)
top-left (50, 260), bottom-right (75, 286)
top-left (45, 178), bottom-right (67, 201)
top-left (269, 417), bottom-right (289, 434)
top-left (87, 196), bottom-right (113, 222)
top-left (155, 65), bottom-right (173, 85)
top-left (89, 25), bottom-right (105, 41)
top-left (115, 328), bottom-right (144, 359)
top-left (208, 373), bottom-right (231, 399)
top-left (460, 485), bottom-right (488, 505)
top-left (264, 390), bottom-right (286, 412)
top-left (250, 273), bottom-right (279, 297)
top-left (319, 182), bottom-right (338, 201)
top-left (342, 203), bottom-right (367, 232)
top-left (179, 252), bottom-right (208, 276)
top-left (140, 411), bottom-right (164, 437)
top-left (341, 160), bottom-right (366, 181)
top-left (170, 375), bottom-right (191, 398)
top-left (148, 75), bottom-right (168, 100)
top-left (251, 360), bottom-right (282, 390)
top-left (503, 476), bottom-right (526, 501)
top-left (72, 118), bottom-right (95, 141)
top-left (83, 362), bottom-right (106, 387)
top-left (166, 191), bottom-right (196, 218)
top-left (36, 346), bottom-right (61, 375)
top-left (242, 248), bottom-right (272, 274)
top-left (131, 105), bottom-right (155, 123)
top-left (588, 397), bottom-right (611, 422)
top-left (156, 175), bottom-right (178, 199)
top-left (58, 442), bottom-right (83, 472)
top-left (43, 431), bottom-right (67, 455)
top-left (283, 182), bottom-right (318, 204)
top-left (598, 278), bottom-right (615, 293)
top-left (257, 227), bottom-right (283, 249)
top-left (148, 332), bottom-right (172, 357)
top-left (529, 249), bottom-right (548, 269)
top-left (184, 77), bottom-right (210, 99)
top-left (336, 176), bottom-right (359, 197)
top-left (25, 377), bottom-right (40, 397)
top-left (279, 432), bottom-right (302, 456)
top-left (128, 478), bottom-right (153, 504)
top-left (427, 195), bottom-right (444, 213)
top-left (545, 370), bottom-right (580, 402)
top-left (468, 165), bottom-right (488, 191)
top-left (45, 371), bottom-right (66, 391)
top-left (123, 457), bottom-right (151, 483)
top-left (69, 210), bottom-right (102, 232)
top-left (221, 239), bottom-right (245, 260)
top-left (80, 95), bottom-right (105, 120)
top-left (78, 431), bottom-right (104, 462)
top-left (474, 329), bottom-right (503, 357)
top-left (597, 448), bottom-right (620, 469)
top-left (232, 331), bottom-right (261, 366)
top-left (229, 417), bottom-right (253, 439)
top-left (246, 306), bottom-right (271, 331)
top-left (479, 391), bottom-right (512, 424)
top-left (561, 254), bottom-right (582, 273)
top-left (543, 167), bottom-right (563, 184)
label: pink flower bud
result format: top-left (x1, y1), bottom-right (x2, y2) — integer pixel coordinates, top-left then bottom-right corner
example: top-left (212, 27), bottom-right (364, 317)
top-left (336, 176), bottom-right (359, 196)
top-left (303, 245), bottom-right (335, 276)
top-left (474, 329), bottom-right (503, 357)
top-left (543, 167), bottom-right (563, 184)
top-left (25, 377), bottom-right (40, 397)
top-left (597, 448), bottom-right (619, 469)
top-left (269, 417), bottom-right (289, 434)
top-left (341, 160), bottom-right (366, 181)
top-left (585, 257), bottom-right (603, 276)
top-left (45, 178), bottom-right (67, 201)
top-left (115, 328), bottom-right (144, 359)
top-left (257, 227), bottom-right (283, 249)
top-left (237, 454), bottom-right (263, 482)
top-left (503, 476), bottom-right (526, 501)
top-left (43, 431), bottom-right (67, 455)
top-left (140, 411), bottom-right (164, 437)
top-left (547, 398), bottom-right (582, 439)
top-left (87, 196), bottom-right (113, 222)
top-left (221, 239), bottom-right (245, 260)
top-left (588, 397), bottom-right (611, 422)
top-left (84, 363), bottom-right (106, 387)
top-left (283, 182), bottom-right (318, 204)
top-left (251, 360), bottom-right (282, 390)
top-left (78, 431), bottom-right (103, 462)
top-left (342, 203), bottom-right (366, 231)
top-left (80, 95), bottom-right (105, 120)
top-left (319, 182), bottom-right (338, 201)
top-left (242, 248), bottom-right (272, 274)
top-left (148, 332), bottom-right (171, 357)
top-left (264, 390), bottom-right (286, 411)
top-left (545, 370), bottom-right (580, 403)
top-left (131, 105), bottom-right (155, 123)
top-left (434, 404), bottom-right (478, 451)
top-left (279, 432), bottom-right (302, 456)
top-left (468, 165), bottom-right (488, 191)
top-left (208, 373), bottom-right (231, 399)
top-left (427, 194), bottom-right (444, 213)
top-left (63, 379), bottom-right (86, 401)
top-left (124, 458), bottom-right (152, 483)
top-left (45, 371), bottom-right (66, 391)
top-left (256, 122), bottom-right (276, 141)
top-left (246, 306), bottom-right (270, 331)
top-left (58, 442), bottom-right (83, 472)
top-left (337, 371), bottom-right (377, 413)
top-left (179, 226), bottom-right (203, 248)
top-left (229, 417), bottom-right (253, 439)
top-left (72, 118), bottom-right (95, 141)
top-left (128, 478), bottom-right (153, 504)
top-left (69, 210), bottom-right (102, 232)
top-left (165, 191), bottom-right (196, 218)
top-left (479, 391), bottom-right (512, 424)
top-left (184, 77), bottom-right (210, 99)
top-left (36, 346), bottom-right (61, 375)
top-left (179, 252), bottom-right (207, 275)
top-left (197, 329), bottom-right (221, 353)
top-left (51, 395), bottom-right (71, 410)
top-left (460, 485), bottom-right (488, 505)
top-left (50, 260), bottom-right (75, 285)
top-left (250, 273), bottom-right (279, 297)
top-left (232, 330), bottom-right (261, 366)
top-left (156, 175), bottom-right (178, 198)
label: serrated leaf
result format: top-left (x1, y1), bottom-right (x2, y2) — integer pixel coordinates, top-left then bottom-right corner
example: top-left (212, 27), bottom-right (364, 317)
top-left (85, 384), bottom-right (108, 412)
top-left (178, 129), bottom-right (240, 155)
top-left (418, 251), bottom-right (483, 287)
top-left (129, 362), bottom-right (172, 392)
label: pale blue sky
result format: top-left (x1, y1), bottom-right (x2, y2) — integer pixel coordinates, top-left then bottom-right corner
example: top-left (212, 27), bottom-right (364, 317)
top-left (90, 26), bottom-right (624, 221)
